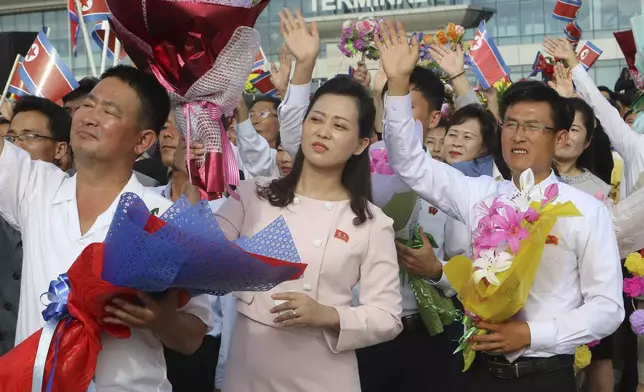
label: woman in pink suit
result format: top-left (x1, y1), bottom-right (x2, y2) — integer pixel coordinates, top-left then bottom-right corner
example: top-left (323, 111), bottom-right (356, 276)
top-left (215, 20), bottom-right (402, 390)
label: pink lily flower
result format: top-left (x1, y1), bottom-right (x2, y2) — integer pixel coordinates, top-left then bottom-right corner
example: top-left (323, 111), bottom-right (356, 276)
top-left (370, 148), bottom-right (395, 174)
top-left (524, 207), bottom-right (540, 223)
top-left (491, 206), bottom-right (529, 254)
top-left (541, 183), bottom-right (559, 207)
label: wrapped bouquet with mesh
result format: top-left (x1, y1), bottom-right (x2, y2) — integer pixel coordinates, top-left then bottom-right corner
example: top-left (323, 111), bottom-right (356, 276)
top-left (106, 0), bottom-right (269, 199)
top-left (0, 193), bottom-right (306, 392)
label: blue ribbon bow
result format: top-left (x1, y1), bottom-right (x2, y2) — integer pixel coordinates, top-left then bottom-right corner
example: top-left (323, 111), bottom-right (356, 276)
top-left (41, 274), bottom-right (71, 322)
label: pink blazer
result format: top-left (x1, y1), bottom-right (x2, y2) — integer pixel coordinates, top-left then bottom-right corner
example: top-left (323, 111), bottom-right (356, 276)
top-left (215, 179), bottom-right (403, 353)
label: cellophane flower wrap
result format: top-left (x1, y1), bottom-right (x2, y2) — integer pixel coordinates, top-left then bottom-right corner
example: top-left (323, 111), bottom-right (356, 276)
top-left (107, 0), bottom-right (268, 199)
top-left (338, 18), bottom-right (381, 61)
top-left (443, 169), bottom-right (581, 370)
top-left (0, 193), bottom-right (306, 392)
top-left (370, 138), bottom-right (460, 336)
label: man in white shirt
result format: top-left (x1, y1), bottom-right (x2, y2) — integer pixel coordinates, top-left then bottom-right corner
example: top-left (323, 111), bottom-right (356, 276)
top-left (0, 65), bottom-right (213, 391)
top-left (377, 21), bottom-right (623, 391)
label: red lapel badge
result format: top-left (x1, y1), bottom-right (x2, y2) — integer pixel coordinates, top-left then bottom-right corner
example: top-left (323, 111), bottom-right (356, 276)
top-left (545, 235), bottom-right (559, 245)
top-left (334, 229), bottom-right (349, 243)
top-left (429, 206), bottom-right (438, 215)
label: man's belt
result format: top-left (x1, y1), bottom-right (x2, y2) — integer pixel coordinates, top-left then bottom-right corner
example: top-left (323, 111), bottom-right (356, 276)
top-left (482, 353), bottom-right (574, 379)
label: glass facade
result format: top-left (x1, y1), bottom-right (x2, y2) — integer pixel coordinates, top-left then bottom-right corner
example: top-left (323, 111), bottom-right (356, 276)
top-left (0, 0), bottom-right (634, 88)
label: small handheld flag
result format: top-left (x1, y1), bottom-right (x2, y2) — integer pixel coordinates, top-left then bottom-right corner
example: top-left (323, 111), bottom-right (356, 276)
top-left (465, 20), bottom-right (511, 90)
top-left (67, 0), bottom-right (80, 57)
top-left (250, 71), bottom-right (277, 96)
top-left (78, 0), bottom-right (110, 23)
top-left (348, 66), bottom-right (356, 76)
top-left (8, 57), bottom-right (29, 97)
top-left (577, 41), bottom-right (602, 70)
top-left (92, 21), bottom-right (126, 61)
top-left (564, 21), bottom-right (582, 46)
top-left (253, 47), bottom-right (267, 72)
top-left (19, 31), bottom-right (79, 102)
top-left (552, 0), bottom-right (582, 22)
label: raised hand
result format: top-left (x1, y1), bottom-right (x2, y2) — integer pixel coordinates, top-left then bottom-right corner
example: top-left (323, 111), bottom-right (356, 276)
top-left (278, 9), bottom-right (320, 65)
top-left (270, 45), bottom-right (293, 97)
top-left (428, 44), bottom-right (465, 78)
top-left (353, 61), bottom-right (372, 89)
top-left (543, 37), bottom-right (579, 68)
top-left (374, 21), bottom-right (418, 84)
top-left (547, 62), bottom-right (575, 98)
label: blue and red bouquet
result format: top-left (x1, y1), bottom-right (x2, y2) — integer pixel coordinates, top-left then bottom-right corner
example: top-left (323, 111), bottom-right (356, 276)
top-left (0, 193), bottom-right (306, 392)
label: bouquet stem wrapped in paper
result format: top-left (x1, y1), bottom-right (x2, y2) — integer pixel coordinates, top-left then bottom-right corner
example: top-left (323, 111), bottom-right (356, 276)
top-left (0, 193), bottom-right (306, 392)
top-left (443, 170), bottom-right (581, 370)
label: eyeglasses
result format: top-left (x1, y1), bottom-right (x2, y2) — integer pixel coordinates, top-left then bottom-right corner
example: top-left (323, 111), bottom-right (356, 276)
top-left (249, 110), bottom-right (277, 120)
top-left (501, 121), bottom-right (555, 133)
top-left (4, 133), bottom-right (55, 143)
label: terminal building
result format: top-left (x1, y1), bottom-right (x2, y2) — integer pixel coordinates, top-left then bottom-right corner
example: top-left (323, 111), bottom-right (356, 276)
top-left (0, 0), bottom-right (636, 89)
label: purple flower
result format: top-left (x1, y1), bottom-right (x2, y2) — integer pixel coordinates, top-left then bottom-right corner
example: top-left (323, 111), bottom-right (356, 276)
top-left (353, 38), bottom-right (366, 51)
top-left (630, 309), bottom-right (644, 335)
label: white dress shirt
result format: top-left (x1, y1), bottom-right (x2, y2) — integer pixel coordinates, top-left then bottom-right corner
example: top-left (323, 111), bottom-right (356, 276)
top-left (572, 64), bottom-right (644, 197)
top-left (0, 142), bottom-right (214, 392)
top-left (234, 119), bottom-right (280, 179)
top-left (383, 93), bottom-right (624, 358)
top-left (277, 82), bottom-right (310, 158)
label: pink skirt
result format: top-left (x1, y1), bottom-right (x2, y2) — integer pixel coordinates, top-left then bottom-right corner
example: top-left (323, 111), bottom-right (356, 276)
top-left (223, 314), bottom-right (361, 392)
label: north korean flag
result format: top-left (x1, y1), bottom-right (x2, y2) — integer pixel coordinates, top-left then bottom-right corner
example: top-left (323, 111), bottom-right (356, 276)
top-left (19, 31), bottom-right (79, 103)
top-left (465, 20), bottom-right (511, 90)
top-left (92, 21), bottom-right (127, 60)
top-left (253, 47), bottom-right (267, 72)
top-left (564, 21), bottom-right (582, 46)
top-left (68, 0), bottom-right (80, 57)
top-left (577, 41), bottom-right (602, 71)
top-left (250, 71), bottom-right (277, 96)
top-left (8, 57), bottom-right (29, 97)
top-left (552, 0), bottom-right (582, 22)
top-left (348, 66), bottom-right (356, 76)
top-left (78, 0), bottom-right (110, 23)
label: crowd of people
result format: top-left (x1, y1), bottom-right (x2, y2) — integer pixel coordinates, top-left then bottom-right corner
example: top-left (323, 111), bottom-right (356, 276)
top-left (0, 7), bottom-right (643, 392)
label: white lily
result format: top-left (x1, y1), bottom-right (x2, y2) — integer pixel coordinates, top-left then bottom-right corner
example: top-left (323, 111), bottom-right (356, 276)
top-left (510, 169), bottom-right (545, 211)
top-left (472, 248), bottom-right (514, 286)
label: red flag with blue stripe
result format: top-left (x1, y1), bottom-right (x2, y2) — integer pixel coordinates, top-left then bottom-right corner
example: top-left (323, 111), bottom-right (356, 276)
top-left (564, 21), bottom-right (582, 46)
top-left (348, 66), bottom-right (356, 76)
top-left (78, 0), bottom-right (110, 23)
top-left (577, 41), bottom-right (602, 70)
top-left (8, 56), bottom-right (29, 98)
top-left (465, 21), bottom-right (511, 90)
top-left (552, 0), bottom-right (582, 22)
top-left (91, 21), bottom-right (127, 61)
top-left (68, 0), bottom-right (80, 57)
top-left (250, 71), bottom-right (277, 96)
top-left (19, 32), bottom-right (79, 103)
top-left (253, 47), bottom-right (267, 72)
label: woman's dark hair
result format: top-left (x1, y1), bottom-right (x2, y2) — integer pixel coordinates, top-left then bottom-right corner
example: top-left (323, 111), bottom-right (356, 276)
top-left (257, 75), bottom-right (376, 225)
top-left (447, 104), bottom-right (498, 160)
top-left (566, 98), bottom-right (613, 183)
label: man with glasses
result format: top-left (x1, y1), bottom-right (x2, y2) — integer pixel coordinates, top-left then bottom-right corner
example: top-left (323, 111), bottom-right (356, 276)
top-left (379, 21), bottom-right (622, 392)
top-left (233, 95), bottom-right (282, 178)
top-left (0, 96), bottom-right (71, 357)
top-left (6, 96), bottom-right (71, 167)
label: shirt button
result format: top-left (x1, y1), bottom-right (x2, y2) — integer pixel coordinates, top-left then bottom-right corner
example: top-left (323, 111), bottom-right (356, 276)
top-left (12, 273), bottom-right (20, 280)
top-left (313, 239), bottom-right (322, 248)
top-left (303, 283), bottom-right (312, 291)
top-left (324, 202), bottom-right (333, 211)
top-left (293, 197), bottom-right (300, 205)
top-left (3, 303), bottom-right (11, 311)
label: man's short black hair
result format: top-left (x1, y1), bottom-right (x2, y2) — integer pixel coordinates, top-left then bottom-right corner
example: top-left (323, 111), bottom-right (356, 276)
top-left (62, 77), bottom-right (98, 103)
top-left (382, 66), bottom-right (445, 112)
top-left (100, 65), bottom-right (170, 134)
top-left (12, 96), bottom-right (71, 142)
top-left (598, 86), bottom-right (612, 95)
top-left (250, 96), bottom-right (282, 112)
top-left (500, 80), bottom-right (574, 132)
top-left (0, 117), bottom-right (9, 126)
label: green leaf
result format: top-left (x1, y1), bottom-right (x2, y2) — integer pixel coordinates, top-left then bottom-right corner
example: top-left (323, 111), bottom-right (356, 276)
top-left (150, 208), bottom-right (159, 217)
top-left (381, 192), bottom-right (418, 231)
